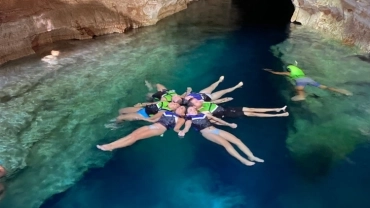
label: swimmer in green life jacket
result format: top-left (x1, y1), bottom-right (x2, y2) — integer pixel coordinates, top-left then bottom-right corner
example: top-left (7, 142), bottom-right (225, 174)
top-left (263, 63), bottom-right (352, 101)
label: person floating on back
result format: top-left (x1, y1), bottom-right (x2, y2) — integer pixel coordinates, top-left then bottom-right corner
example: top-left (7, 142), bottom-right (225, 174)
top-left (263, 62), bottom-right (352, 101)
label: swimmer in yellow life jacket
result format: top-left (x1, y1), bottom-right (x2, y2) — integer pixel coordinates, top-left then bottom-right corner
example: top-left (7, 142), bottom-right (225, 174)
top-left (263, 63), bottom-right (352, 101)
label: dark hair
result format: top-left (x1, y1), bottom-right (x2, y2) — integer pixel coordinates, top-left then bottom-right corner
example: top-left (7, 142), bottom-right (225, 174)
top-left (173, 98), bottom-right (183, 104)
top-left (186, 98), bottom-right (195, 107)
top-left (180, 99), bottom-right (189, 106)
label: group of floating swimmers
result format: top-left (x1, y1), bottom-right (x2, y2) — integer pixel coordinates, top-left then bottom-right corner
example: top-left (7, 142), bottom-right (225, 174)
top-left (97, 75), bottom-right (289, 166)
top-left (96, 63), bottom-right (352, 166)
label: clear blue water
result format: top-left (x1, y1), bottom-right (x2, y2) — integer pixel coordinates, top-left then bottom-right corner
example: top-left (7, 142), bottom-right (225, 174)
top-left (1, 0), bottom-right (370, 208)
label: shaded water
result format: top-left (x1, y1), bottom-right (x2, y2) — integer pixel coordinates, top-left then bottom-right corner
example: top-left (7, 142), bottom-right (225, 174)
top-left (0, 0), bottom-right (369, 208)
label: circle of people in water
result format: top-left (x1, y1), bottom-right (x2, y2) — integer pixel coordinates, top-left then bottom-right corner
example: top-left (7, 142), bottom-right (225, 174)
top-left (97, 64), bottom-right (352, 167)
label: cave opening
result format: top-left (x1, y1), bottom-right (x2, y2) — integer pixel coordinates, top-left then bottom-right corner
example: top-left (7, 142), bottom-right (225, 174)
top-left (232, 0), bottom-right (295, 27)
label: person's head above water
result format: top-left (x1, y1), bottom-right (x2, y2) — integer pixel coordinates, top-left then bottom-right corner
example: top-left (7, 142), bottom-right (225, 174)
top-left (168, 102), bottom-right (180, 110)
top-left (175, 106), bottom-right (186, 116)
top-left (186, 106), bottom-right (198, 115)
top-left (171, 95), bottom-right (183, 104)
top-left (285, 61), bottom-right (299, 71)
top-left (187, 98), bottom-right (203, 109)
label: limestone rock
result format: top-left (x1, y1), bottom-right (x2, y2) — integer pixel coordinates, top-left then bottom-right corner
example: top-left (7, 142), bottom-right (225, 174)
top-left (0, 0), bottom-right (193, 65)
top-left (291, 0), bottom-right (370, 52)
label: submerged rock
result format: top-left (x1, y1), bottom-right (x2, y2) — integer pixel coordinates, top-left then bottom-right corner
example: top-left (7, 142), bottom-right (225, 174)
top-left (291, 0), bottom-right (370, 52)
top-left (271, 25), bottom-right (370, 178)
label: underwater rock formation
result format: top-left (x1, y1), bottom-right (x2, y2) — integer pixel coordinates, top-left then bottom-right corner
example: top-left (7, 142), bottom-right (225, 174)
top-left (291, 0), bottom-right (370, 52)
top-left (270, 25), bottom-right (370, 179)
top-left (0, 0), bottom-right (193, 65)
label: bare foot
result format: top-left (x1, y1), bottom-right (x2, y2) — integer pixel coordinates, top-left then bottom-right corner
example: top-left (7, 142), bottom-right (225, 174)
top-left (279, 105), bottom-right (287, 112)
top-left (187, 87), bottom-right (192, 93)
top-left (337, 89), bottom-right (353, 96)
top-left (243, 160), bottom-right (255, 166)
top-left (97, 144), bottom-right (113, 151)
top-left (236, 82), bottom-right (243, 88)
top-left (291, 95), bottom-right (305, 101)
top-left (219, 76), bottom-right (224, 82)
top-left (281, 112), bottom-right (289, 117)
top-left (145, 80), bottom-right (153, 91)
top-left (249, 156), bottom-right (264, 163)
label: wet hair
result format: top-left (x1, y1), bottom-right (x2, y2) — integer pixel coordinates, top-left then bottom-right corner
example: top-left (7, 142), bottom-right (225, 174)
top-left (180, 99), bottom-right (189, 106)
top-left (173, 98), bottom-right (183, 104)
top-left (285, 64), bottom-right (294, 71)
top-left (174, 106), bottom-right (186, 118)
top-left (186, 98), bottom-right (196, 107)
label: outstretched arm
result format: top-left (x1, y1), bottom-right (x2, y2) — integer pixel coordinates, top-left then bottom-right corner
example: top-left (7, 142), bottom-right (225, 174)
top-left (141, 111), bottom-right (164, 122)
top-left (178, 120), bottom-right (192, 137)
top-left (173, 118), bottom-right (186, 132)
top-left (209, 119), bottom-right (229, 126)
top-left (206, 114), bottom-right (237, 128)
top-left (263, 68), bottom-right (290, 76)
top-left (180, 87), bottom-right (193, 98)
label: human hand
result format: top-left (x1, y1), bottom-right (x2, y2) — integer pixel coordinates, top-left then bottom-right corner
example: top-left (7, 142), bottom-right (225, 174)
top-left (178, 131), bottom-right (186, 138)
top-left (230, 123), bottom-right (237, 128)
top-left (134, 103), bottom-right (142, 107)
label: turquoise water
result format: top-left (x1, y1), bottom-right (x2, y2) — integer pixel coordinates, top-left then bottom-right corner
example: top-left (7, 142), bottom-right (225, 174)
top-left (0, 0), bottom-right (370, 208)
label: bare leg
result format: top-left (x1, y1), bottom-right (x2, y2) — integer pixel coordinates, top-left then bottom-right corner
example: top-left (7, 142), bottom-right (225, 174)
top-left (155, 83), bottom-right (167, 91)
top-left (116, 113), bottom-right (144, 123)
top-left (210, 82), bottom-right (243, 100)
top-left (243, 105), bottom-right (287, 113)
top-left (218, 129), bottom-right (264, 163)
top-left (97, 125), bottom-right (166, 151)
top-left (201, 132), bottom-right (255, 166)
top-left (291, 86), bottom-right (306, 101)
top-left (244, 112), bottom-right (289, 117)
top-left (319, 85), bottom-right (352, 96)
top-left (119, 107), bottom-right (142, 114)
top-left (199, 76), bottom-right (224, 94)
top-left (212, 97), bottom-right (234, 104)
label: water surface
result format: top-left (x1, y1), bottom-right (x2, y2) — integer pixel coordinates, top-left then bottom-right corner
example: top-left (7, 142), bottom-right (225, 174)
top-left (0, 0), bottom-right (369, 208)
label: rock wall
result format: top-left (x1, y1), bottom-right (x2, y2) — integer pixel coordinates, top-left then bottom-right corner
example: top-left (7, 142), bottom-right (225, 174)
top-left (0, 0), bottom-right (193, 65)
top-left (290, 0), bottom-right (370, 52)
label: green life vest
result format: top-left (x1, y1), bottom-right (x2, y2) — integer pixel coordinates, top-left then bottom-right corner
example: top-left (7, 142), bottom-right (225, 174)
top-left (199, 102), bottom-right (219, 113)
top-left (156, 101), bottom-right (171, 111)
top-left (287, 65), bottom-right (305, 79)
top-left (162, 90), bottom-right (177, 102)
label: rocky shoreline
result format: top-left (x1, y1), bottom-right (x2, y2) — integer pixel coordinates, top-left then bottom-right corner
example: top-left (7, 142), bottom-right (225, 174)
top-left (291, 0), bottom-right (370, 53)
top-left (0, 0), bottom-right (193, 66)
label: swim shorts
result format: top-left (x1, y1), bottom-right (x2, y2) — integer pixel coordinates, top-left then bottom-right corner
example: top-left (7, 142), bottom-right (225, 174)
top-left (295, 77), bottom-right (320, 87)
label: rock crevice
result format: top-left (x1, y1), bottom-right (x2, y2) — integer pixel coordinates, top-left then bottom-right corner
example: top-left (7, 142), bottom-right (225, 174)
top-left (291, 0), bottom-right (370, 51)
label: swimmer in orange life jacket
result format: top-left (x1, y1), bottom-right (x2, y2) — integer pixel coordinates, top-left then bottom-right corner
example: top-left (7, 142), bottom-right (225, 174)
top-left (263, 62), bottom-right (352, 101)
